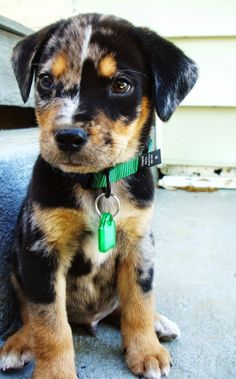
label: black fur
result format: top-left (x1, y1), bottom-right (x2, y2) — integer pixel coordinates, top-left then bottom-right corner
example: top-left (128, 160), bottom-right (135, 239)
top-left (10, 14), bottom-right (198, 306)
top-left (137, 267), bottom-right (154, 293)
top-left (9, 12), bottom-right (197, 349)
top-left (125, 168), bottom-right (154, 207)
top-left (12, 14), bottom-right (198, 122)
top-left (68, 249), bottom-right (92, 277)
top-left (5, 15), bottom-right (199, 378)
top-left (136, 28), bottom-right (198, 121)
top-left (30, 156), bottom-right (77, 208)
top-left (13, 210), bottom-right (58, 304)
top-left (9, 14), bottom-right (197, 308)
top-left (20, 245), bottom-right (58, 304)
top-left (30, 156), bottom-right (154, 209)
top-left (79, 58), bottom-right (144, 124)
top-left (12, 21), bottom-right (66, 102)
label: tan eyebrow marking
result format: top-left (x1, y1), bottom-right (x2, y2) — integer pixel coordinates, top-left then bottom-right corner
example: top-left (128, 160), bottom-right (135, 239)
top-left (98, 54), bottom-right (117, 78)
top-left (51, 53), bottom-right (68, 78)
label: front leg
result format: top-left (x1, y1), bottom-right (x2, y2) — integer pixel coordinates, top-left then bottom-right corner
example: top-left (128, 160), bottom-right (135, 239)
top-left (117, 252), bottom-right (171, 379)
top-left (21, 204), bottom-right (85, 378)
top-left (28, 271), bottom-right (77, 379)
top-left (18, 229), bottom-right (77, 379)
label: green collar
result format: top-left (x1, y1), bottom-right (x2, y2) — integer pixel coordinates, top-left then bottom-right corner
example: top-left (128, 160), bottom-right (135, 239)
top-left (91, 155), bottom-right (140, 189)
top-left (70, 142), bottom-right (161, 190)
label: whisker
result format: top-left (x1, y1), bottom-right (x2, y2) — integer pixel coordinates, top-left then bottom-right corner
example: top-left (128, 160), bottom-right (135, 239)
top-left (32, 63), bottom-right (44, 67)
top-left (111, 142), bottom-right (134, 149)
top-left (73, 109), bottom-right (87, 116)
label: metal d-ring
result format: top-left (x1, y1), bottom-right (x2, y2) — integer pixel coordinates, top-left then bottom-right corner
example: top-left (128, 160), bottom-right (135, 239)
top-left (95, 193), bottom-right (120, 217)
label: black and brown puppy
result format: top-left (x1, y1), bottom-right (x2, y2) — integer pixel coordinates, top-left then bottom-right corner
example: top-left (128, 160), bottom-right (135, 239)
top-left (0, 14), bottom-right (197, 379)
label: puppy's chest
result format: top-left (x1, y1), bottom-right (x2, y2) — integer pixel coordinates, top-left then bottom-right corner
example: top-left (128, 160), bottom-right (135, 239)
top-left (75, 188), bottom-right (130, 266)
top-left (36, 184), bottom-right (151, 267)
top-left (65, 192), bottom-right (122, 324)
top-left (76, 186), bottom-right (151, 264)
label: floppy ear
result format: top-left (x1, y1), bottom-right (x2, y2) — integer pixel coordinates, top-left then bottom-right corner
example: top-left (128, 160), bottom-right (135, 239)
top-left (11, 22), bottom-right (61, 103)
top-left (137, 28), bottom-right (198, 121)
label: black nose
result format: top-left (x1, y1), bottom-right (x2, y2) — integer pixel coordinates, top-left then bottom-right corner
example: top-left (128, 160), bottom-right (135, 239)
top-left (55, 128), bottom-right (88, 152)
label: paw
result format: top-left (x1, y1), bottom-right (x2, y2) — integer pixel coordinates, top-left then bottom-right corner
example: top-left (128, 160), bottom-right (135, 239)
top-left (0, 348), bottom-right (32, 371)
top-left (0, 327), bottom-right (33, 371)
top-left (126, 334), bottom-right (171, 379)
top-left (32, 367), bottom-right (78, 379)
top-left (155, 314), bottom-right (181, 342)
top-left (33, 358), bottom-right (78, 379)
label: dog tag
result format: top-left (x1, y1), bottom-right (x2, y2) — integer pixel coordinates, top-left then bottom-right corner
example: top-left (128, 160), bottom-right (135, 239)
top-left (98, 212), bottom-right (116, 253)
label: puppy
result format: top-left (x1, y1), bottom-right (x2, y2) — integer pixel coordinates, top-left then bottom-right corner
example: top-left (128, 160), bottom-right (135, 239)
top-left (0, 13), bottom-right (197, 379)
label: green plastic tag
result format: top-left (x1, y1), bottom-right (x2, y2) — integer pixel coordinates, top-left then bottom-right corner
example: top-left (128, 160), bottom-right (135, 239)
top-left (98, 212), bottom-right (116, 253)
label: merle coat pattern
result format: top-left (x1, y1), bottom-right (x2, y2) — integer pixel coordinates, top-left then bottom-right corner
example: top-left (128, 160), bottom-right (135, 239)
top-left (0, 14), bottom-right (197, 379)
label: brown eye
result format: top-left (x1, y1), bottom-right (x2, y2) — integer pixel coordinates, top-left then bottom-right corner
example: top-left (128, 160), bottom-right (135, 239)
top-left (39, 74), bottom-right (54, 90)
top-left (111, 78), bottom-right (132, 94)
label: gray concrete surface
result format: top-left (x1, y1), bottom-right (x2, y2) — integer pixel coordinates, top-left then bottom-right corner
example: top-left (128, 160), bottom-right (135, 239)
top-left (0, 128), bottom-right (38, 334)
top-left (0, 188), bottom-right (236, 378)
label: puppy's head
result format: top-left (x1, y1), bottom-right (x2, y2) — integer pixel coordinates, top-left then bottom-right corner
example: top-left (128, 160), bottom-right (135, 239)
top-left (12, 14), bottom-right (198, 173)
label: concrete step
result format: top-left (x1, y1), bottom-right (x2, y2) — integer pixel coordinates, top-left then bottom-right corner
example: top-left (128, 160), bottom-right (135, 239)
top-left (0, 128), bottom-right (38, 335)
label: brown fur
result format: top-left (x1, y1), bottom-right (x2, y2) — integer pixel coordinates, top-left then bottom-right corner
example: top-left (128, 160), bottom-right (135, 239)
top-left (117, 253), bottom-right (170, 376)
top-left (117, 203), bottom-right (153, 243)
top-left (51, 53), bottom-right (68, 78)
top-left (33, 204), bottom-right (85, 266)
top-left (37, 103), bottom-right (147, 174)
top-left (3, 272), bottom-right (75, 373)
top-left (0, 325), bottom-right (32, 361)
top-left (98, 54), bottom-right (117, 77)
top-left (29, 271), bottom-right (76, 379)
top-left (1, 12), bottom-right (197, 378)
top-left (0, 274), bottom-right (76, 378)
top-left (36, 105), bottom-right (60, 131)
top-left (0, 275), bottom-right (32, 370)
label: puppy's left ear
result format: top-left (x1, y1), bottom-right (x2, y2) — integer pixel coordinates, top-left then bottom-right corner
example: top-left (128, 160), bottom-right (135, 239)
top-left (11, 21), bottom-right (61, 103)
top-left (137, 28), bottom-right (198, 121)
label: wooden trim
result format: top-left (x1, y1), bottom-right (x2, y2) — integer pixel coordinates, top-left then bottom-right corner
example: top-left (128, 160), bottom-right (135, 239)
top-left (0, 15), bottom-right (33, 37)
top-left (167, 34), bottom-right (236, 40)
top-left (159, 166), bottom-right (236, 190)
top-left (159, 175), bottom-right (236, 190)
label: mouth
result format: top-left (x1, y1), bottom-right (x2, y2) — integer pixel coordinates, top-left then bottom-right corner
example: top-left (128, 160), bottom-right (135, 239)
top-left (57, 149), bottom-right (114, 173)
top-left (60, 154), bottom-right (90, 166)
top-left (58, 159), bottom-right (100, 174)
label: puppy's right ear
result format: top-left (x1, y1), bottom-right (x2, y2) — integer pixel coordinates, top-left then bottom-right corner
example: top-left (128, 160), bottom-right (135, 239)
top-left (12, 22), bottom-right (60, 103)
top-left (136, 28), bottom-right (198, 122)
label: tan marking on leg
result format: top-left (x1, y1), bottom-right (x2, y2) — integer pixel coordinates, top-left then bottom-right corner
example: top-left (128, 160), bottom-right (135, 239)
top-left (117, 253), bottom-right (171, 378)
top-left (51, 53), bottom-right (68, 78)
top-left (98, 54), bottom-right (117, 77)
top-left (0, 275), bottom-right (33, 371)
top-left (30, 269), bottom-right (77, 379)
top-left (103, 307), bottom-right (181, 343)
top-left (117, 203), bottom-right (153, 242)
top-left (0, 325), bottom-right (33, 371)
top-left (33, 204), bottom-right (85, 266)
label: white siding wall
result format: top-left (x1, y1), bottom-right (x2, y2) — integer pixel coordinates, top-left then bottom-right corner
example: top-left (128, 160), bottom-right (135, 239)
top-left (1, 0), bottom-right (236, 167)
top-left (162, 35), bottom-right (236, 167)
top-left (2, 0), bottom-right (236, 37)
